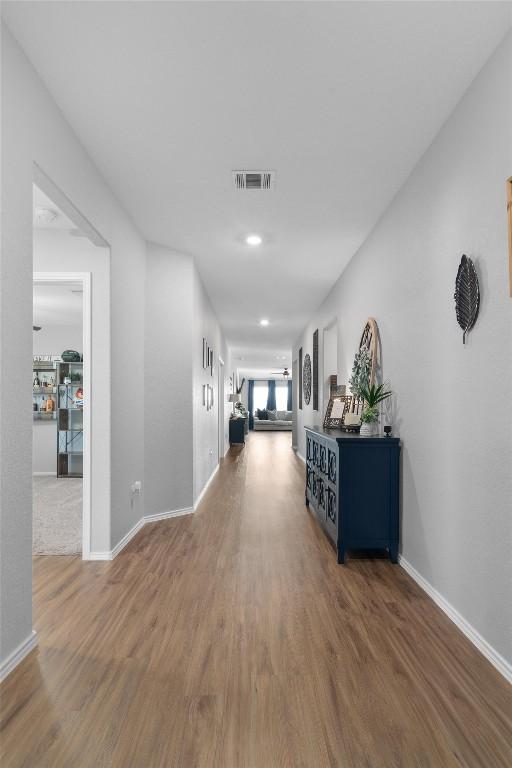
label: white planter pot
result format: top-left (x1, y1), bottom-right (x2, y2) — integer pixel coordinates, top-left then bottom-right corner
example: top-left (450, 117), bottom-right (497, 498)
top-left (360, 421), bottom-right (378, 437)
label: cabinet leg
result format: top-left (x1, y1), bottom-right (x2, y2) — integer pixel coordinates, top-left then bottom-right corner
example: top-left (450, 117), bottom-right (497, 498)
top-left (389, 543), bottom-right (398, 564)
top-left (305, 494), bottom-right (309, 507)
top-left (337, 547), bottom-right (345, 565)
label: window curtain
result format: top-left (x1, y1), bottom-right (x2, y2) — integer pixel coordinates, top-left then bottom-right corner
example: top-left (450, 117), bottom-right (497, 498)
top-left (248, 379), bottom-right (254, 430)
top-left (287, 380), bottom-right (292, 411)
top-left (267, 379), bottom-right (276, 410)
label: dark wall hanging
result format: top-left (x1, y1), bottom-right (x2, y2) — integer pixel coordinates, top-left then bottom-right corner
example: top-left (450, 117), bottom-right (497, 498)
top-left (454, 254), bottom-right (480, 344)
top-left (299, 347), bottom-right (303, 409)
top-left (303, 353), bottom-right (312, 405)
top-left (507, 177), bottom-right (512, 297)
top-left (312, 329), bottom-right (319, 411)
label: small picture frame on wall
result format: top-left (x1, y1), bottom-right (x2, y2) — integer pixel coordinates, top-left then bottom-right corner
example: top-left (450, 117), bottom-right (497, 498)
top-left (205, 383), bottom-right (214, 411)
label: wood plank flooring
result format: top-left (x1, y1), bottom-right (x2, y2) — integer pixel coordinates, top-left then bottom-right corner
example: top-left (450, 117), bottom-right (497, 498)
top-left (1, 432), bottom-right (511, 767)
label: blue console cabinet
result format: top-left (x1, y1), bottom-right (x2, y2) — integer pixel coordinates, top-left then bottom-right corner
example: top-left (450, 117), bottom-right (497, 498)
top-left (305, 426), bottom-right (400, 564)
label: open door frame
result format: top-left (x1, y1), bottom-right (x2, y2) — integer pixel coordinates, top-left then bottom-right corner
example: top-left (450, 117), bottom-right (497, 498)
top-left (33, 272), bottom-right (92, 559)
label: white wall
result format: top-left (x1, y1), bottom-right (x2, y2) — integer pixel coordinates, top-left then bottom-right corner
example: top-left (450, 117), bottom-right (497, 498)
top-left (33, 322), bottom-right (82, 474)
top-left (193, 265), bottom-right (226, 502)
top-left (144, 246), bottom-right (228, 514)
top-left (294, 34), bottom-right (512, 669)
top-left (1, 24), bottom-right (145, 666)
top-left (144, 244), bottom-right (194, 516)
top-left (32, 231), bottom-right (110, 549)
top-left (33, 324), bottom-right (83, 358)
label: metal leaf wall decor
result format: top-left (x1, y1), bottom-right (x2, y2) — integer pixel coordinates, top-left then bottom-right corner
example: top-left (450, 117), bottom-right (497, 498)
top-left (454, 254), bottom-right (480, 344)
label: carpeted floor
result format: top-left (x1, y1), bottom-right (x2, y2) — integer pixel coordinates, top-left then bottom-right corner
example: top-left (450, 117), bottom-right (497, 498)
top-left (33, 475), bottom-right (82, 555)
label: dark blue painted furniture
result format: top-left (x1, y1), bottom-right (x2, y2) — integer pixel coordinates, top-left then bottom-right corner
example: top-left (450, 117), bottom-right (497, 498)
top-left (305, 426), bottom-right (400, 564)
top-left (229, 417), bottom-right (246, 445)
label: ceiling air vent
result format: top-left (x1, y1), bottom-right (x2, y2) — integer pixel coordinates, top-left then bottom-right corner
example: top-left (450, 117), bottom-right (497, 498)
top-left (233, 170), bottom-right (275, 190)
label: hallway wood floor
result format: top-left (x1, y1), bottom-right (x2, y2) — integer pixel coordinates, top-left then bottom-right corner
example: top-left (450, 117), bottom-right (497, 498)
top-left (1, 433), bottom-right (511, 767)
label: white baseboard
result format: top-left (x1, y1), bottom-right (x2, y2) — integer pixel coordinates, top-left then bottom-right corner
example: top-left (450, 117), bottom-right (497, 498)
top-left (89, 517), bottom-right (145, 560)
top-left (194, 463), bottom-right (219, 510)
top-left (88, 505), bottom-right (196, 561)
top-left (144, 507), bottom-right (194, 523)
top-left (399, 556), bottom-right (512, 685)
top-left (111, 517), bottom-right (145, 559)
top-left (92, 461), bottom-right (221, 558)
top-left (33, 471), bottom-right (56, 476)
top-left (0, 630), bottom-right (38, 681)
top-left (296, 451), bottom-right (306, 464)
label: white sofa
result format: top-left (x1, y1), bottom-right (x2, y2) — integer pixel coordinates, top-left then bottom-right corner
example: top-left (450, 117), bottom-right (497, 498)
top-left (253, 409), bottom-right (292, 431)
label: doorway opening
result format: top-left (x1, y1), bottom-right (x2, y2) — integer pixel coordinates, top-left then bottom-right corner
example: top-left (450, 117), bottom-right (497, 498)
top-left (32, 172), bottom-right (110, 560)
top-left (292, 358), bottom-right (298, 449)
top-left (218, 356), bottom-right (225, 460)
top-left (323, 321), bottom-right (338, 414)
top-left (32, 275), bottom-right (88, 555)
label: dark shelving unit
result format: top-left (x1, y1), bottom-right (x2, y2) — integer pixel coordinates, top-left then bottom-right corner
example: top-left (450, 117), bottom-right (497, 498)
top-left (56, 361), bottom-right (84, 478)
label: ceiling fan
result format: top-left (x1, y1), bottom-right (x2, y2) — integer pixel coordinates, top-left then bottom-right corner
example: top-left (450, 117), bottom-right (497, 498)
top-left (270, 366), bottom-right (290, 378)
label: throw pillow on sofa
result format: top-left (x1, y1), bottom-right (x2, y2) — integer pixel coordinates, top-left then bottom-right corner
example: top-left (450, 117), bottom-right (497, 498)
top-left (256, 408), bottom-right (268, 420)
top-left (285, 411), bottom-right (292, 421)
top-left (276, 410), bottom-right (287, 420)
top-left (267, 409), bottom-right (278, 421)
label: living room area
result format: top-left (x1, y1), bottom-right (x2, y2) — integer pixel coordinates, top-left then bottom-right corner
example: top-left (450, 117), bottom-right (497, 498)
top-left (251, 379), bottom-right (292, 431)
top-left (229, 351), bottom-right (293, 439)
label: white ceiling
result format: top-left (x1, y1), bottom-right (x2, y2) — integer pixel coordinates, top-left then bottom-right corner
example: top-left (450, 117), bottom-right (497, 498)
top-left (231, 344), bottom-right (292, 381)
top-left (4, 2), bottom-right (511, 360)
top-left (33, 282), bottom-right (83, 328)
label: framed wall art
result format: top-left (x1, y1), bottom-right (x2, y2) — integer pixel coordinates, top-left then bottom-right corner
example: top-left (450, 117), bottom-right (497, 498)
top-left (303, 353), bottom-right (312, 405)
top-left (313, 329), bottom-right (319, 411)
top-left (299, 347), bottom-right (303, 409)
top-left (507, 177), bottom-right (512, 297)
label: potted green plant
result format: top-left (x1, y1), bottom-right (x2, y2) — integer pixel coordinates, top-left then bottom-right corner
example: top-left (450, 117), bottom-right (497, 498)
top-left (359, 382), bottom-right (392, 436)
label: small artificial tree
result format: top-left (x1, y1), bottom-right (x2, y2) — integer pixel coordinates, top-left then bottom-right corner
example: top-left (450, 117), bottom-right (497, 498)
top-left (348, 347), bottom-right (372, 398)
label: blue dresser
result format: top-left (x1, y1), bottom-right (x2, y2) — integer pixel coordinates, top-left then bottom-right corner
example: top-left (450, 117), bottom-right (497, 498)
top-left (305, 426), bottom-right (400, 564)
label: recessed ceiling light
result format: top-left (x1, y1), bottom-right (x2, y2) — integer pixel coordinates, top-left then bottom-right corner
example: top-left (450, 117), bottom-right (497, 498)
top-left (246, 234), bottom-right (262, 246)
top-left (260, 318), bottom-right (269, 326)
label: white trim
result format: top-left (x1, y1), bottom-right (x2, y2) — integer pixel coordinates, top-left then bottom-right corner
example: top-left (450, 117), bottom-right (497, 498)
top-left (295, 450), bottom-right (306, 464)
top-left (88, 551), bottom-right (113, 561)
top-left (33, 471), bottom-right (56, 476)
top-left (399, 556), bottom-right (512, 685)
top-left (111, 517), bottom-right (145, 559)
top-left (34, 164), bottom-right (109, 248)
top-left (194, 464), bottom-right (219, 510)
top-left (82, 273), bottom-right (92, 560)
top-left (0, 631), bottom-right (38, 681)
top-left (33, 272), bottom-right (93, 559)
top-left (89, 507), bottom-right (195, 560)
top-left (144, 507), bottom-right (194, 523)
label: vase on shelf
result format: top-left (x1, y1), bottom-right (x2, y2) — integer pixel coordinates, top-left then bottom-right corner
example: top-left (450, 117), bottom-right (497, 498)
top-left (360, 420), bottom-right (378, 437)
